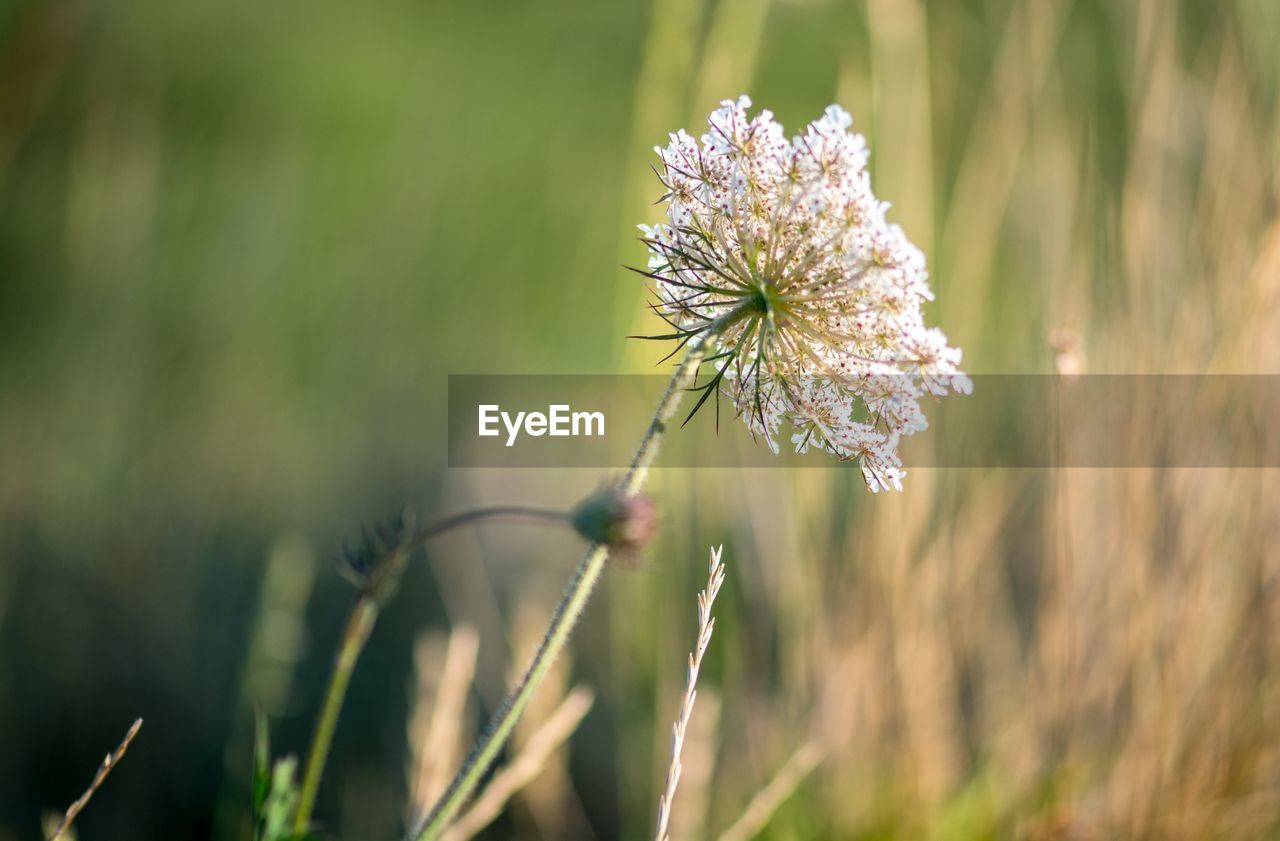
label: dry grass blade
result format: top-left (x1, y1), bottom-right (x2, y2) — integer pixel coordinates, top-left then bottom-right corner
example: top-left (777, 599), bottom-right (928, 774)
top-left (408, 625), bottom-right (480, 824)
top-left (440, 687), bottom-right (595, 841)
top-left (715, 741), bottom-right (822, 841)
top-left (654, 545), bottom-right (727, 841)
top-left (669, 687), bottom-right (720, 840)
top-left (47, 718), bottom-right (143, 841)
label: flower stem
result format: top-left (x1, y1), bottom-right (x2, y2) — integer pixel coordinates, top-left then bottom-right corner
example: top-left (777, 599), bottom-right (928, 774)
top-left (411, 326), bottom-right (722, 841)
top-left (291, 505), bottom-right (573, 837)
top-left (292, 590), bottom-right (384, 838)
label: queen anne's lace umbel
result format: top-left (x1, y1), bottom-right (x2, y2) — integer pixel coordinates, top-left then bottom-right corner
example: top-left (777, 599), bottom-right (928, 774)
top-left (639, 96), bottom-right (970, 492)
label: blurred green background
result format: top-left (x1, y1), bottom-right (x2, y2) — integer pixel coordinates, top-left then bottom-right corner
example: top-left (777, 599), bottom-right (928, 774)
top-left (3, 0), bottom-right (1280, 838)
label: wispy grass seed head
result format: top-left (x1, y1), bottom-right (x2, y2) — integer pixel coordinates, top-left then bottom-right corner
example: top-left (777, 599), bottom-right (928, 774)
top-left (638, 96), bottom-right (970, 491)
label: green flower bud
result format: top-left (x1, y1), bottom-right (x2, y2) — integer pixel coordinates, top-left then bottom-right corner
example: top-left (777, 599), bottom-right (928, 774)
top-left (569, 488), bottom-right (657, 553)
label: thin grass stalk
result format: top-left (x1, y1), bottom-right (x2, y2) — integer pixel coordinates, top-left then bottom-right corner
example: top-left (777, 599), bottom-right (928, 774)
top-left (409, 626), bottom-right (480, 821)
top-left (48, 718), bottom-right (143, 841)
top-left (714, 742), bottom-right (822, 841)
top-left (411, 308), bottom-right (744, 841)
top-left (611, 0), bottom-right (706, 349)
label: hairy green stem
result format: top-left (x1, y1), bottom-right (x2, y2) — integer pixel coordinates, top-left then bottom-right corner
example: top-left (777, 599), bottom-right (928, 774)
top-left (291, 505), bottom-right (572, 836)
top-left (411, 324), bottom-right (725, 841)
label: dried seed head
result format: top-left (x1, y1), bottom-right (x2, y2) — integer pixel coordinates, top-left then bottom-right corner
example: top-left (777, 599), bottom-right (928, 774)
top-left (340, 510), bottom-right (409, 583)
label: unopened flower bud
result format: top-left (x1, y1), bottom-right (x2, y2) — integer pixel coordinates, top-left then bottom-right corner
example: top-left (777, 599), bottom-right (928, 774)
top-left (569, 488), bottom-right (657, 553)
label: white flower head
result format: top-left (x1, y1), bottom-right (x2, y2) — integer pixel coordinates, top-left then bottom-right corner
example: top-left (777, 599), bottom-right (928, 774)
top-left (636, 96), bottom-right (968, 491)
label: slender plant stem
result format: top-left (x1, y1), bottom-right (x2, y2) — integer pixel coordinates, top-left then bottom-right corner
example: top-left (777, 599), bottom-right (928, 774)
top-left (414, 506), bottom-right (570, 539)
top-left (411, 315), bottom-right (735, 841)
top-left (49, 718), bottom-right (143, 841)
top-left (292, 594), bottom-right (384, 837)
top-left (290, 505), bottom-right (572, 836)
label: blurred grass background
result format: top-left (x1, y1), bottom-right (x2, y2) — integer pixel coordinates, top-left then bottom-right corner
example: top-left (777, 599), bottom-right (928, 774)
top-left (2, 0), bottom-right (1279, 838)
